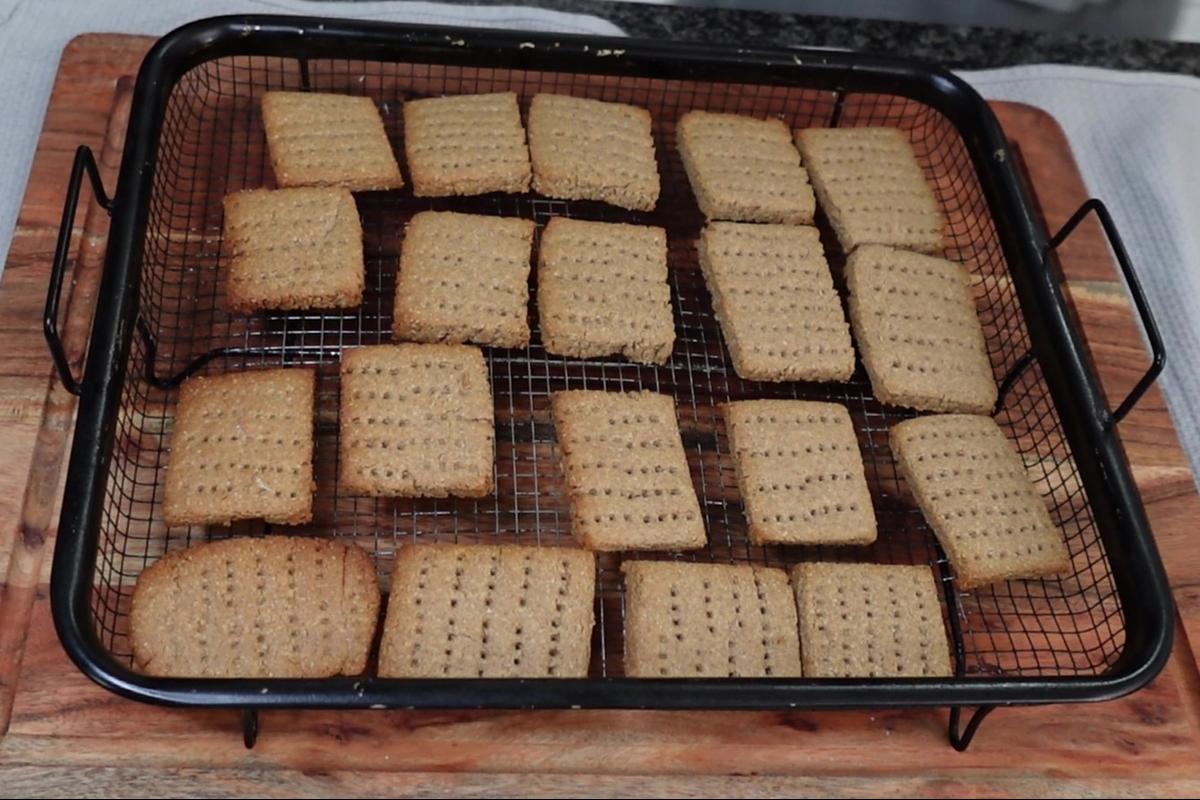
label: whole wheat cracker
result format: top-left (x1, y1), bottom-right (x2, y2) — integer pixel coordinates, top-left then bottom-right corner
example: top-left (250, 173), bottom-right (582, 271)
top-left (551, 390), bottom-right (705, 552)
top-left (130, 536), bottom-right (380, 678)
top-left (528, 93), bottom-right (660, 211)
top-left (261, 91), bottom-right (403, 191)
top-left (223, 187), bottom-right (365, 314)
top-left (890, 414), bottom-right (1071, 588)
top-left (795, 126), bottom-right (943, 253)
top-left (622, 560), bottom-right (802, 678)
top-left (378, 543), bottom-right (595, 678)
top-left (403, 92), bottom-right (531, 196)
top-left (163, 368), bottom-right (315, 527)
top-left (724, 400), bottom-right (876, 546)
top-left (537, 217), bottom-right (674, 365)
top-left (698, 222), bottom-right (853, 382)
top-left (393, 211), bottom-right (535, 348)
top-left (791, 561), bottom-right (952, 678)
top-left (846, 244), bottom-right (997, 414)
top-left (676, 110), bottom-right (815, 224)
top-left (339, 344), bottom-right (494, 498)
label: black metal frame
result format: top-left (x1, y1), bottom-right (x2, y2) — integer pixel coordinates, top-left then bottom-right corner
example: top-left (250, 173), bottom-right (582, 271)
top-left (46, 15), bottom-right (1173, 745)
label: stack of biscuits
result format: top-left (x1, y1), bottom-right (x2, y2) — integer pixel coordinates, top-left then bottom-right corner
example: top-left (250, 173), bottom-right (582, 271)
top-left (131, 84), bottom-right (1070, 683)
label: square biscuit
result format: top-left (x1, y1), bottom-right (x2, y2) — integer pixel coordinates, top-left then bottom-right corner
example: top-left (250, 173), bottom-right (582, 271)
top-left (622, 560), bottom-right (802, 678)
top-left (130, 536), bottom-right (380, 678)
top-left (378, 544), bottom-right (596, 678)
top-left (795, 127), bottom-right (943, 253)
top-left (339, 344), bottom-right (494, 498)
top-left (403, 92), bottom-right (531, 196)
top-left (552, 391), bottom-right (705, 552)
top-left (261, 91), bottom-right (403, 191)
top-left (676, 110), bottom-right (815, 224)
top-left (792, 562), bottom-right (952, 678)
top-left (698, 222), bottom-right (854, 382)
top-left (163, 368), bottom-right (315, 527)
top-left (846, 244), bottom-right (997, 414)
top-left (394, 212), bottom-right (535, 348)
top-left (223, 187), bottom-right (364, 314)
top-left (890, 414), bottom-right (1071, 588)
top-left (528, 94), bottom-right (660, 211)
top-left (725, 401), bottom-right (876, 546)
top-left (537, 218), bottom-right (674, 365)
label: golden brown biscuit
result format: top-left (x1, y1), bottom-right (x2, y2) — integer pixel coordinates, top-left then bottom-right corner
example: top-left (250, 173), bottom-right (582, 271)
top-left (163, 368), bottom-right (315, 527)
top-left (394, 211), bottom-right (534, 348)
top-left (130, 537), bottom-right (380, 678)
top-left (725, 400), bottom-right (876, 546)
top-left (528, 93), bottom-right (659, 211)
top-left (339, 344), bottom-right (494, 498)
top-left (890, 414), bottom-right (1071, 588)
top-left (846, 244), bottom-right (996, 414)
top-left (795, 127), bottom-right (942, 253)
top-left (698, 222), bottom-right (853, 382)
top-left (537, 217), bottom-right (673, 365)
top-left (623, 560), bottom-right (802, 678)
top-left (223, 187), bottom-right (364, 314)
top-left (378, 543), bottom-right (595, 678)
top-left (677, 110), bottom-right (815, 224)
top-left (261, 91), bottom-right (402, 191)
top-left (552, 390), bottom-right (704, 552)
top-left (792, 561), bottom-right (952, 678)
top-left (403, 92), bottom-right (531, 196)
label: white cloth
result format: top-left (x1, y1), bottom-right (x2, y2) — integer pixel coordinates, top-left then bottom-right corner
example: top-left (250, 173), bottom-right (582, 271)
top-left (961, 65), bottom-right (1200, 479)
top-left (0, 0), bottom-right (622, 270)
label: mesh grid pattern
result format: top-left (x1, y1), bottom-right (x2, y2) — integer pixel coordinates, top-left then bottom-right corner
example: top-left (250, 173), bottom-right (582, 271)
top-left (90, 54), bottom-right (1124, 682)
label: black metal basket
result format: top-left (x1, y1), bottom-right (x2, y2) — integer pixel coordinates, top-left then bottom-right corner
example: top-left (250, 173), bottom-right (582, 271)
top-left (46, 15), bottom-right (1173, 750)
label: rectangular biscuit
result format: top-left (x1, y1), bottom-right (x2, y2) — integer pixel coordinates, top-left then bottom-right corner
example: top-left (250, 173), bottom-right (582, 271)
top-left (394, 211), bottom-right (535, 348)
top-left (846, 244), bottom-right (997, 414)
top-left (795, 127), bottom-right (943, 253)
top-left (890, 414), bottom-right (1071, 588)
top-left (261, 91), bottom-right (403, 191)
top-left (537, 217), bottom-right (674, 365)
top-left (403, 92), bottom-right (531, 196)
top-left (792, 562), bottom-right (952, 678)
top-left (552, 390), bottom-right (705, 552)
top-left (378, 544), bottom-right (596, 678)
top-left (223, 187), bottom-right (364, 314)
top-left (163, 368), bottom-right (315, 527)
top-left (698, 222), bottom-right (854, 382)
top-left (676, 110), bottom-right (815, 224)
top-left (130, 536), bottom-right (380, 678)
top-left (725, 400), bottom-right (876, 546)
top-left (339, 344), bottom-right (494, 498)
top-left (622, 560), bottom-right (802, 678)
top-left (528, 94), bottom-right (660, 211)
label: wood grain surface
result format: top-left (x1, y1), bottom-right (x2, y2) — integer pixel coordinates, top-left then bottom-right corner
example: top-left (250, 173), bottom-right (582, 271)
top-left (0, 34), bottom-right (1197, 798)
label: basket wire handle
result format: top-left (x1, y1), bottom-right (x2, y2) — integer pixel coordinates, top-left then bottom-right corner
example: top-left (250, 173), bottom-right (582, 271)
top-left (44, 145), bottom-right (113, 396)
top-left (1044, 198), bottom-right (1165, 429)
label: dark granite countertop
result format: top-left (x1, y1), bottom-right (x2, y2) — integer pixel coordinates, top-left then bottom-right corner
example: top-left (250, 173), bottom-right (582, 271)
top-left (466, 0), bottom-right (1200, 75)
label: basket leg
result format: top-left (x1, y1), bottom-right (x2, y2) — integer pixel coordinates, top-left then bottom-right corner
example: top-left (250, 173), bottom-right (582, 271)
top-left (948, 705), bottom-right (995, 751)
top-left (242, 709), bottom-right (259, 749)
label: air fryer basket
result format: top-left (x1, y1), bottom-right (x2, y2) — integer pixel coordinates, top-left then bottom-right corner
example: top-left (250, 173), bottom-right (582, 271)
top-left (48, 16), bottom-right (1173, 749)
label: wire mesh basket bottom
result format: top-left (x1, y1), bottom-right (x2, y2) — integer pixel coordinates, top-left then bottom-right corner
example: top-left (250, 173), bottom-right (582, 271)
top-left (88, 53), bottom-right (1124, 681)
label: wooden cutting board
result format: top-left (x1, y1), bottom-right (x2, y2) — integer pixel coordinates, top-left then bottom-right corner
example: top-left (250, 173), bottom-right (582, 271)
top-left (0, 34), bottom-right (1198, 797)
